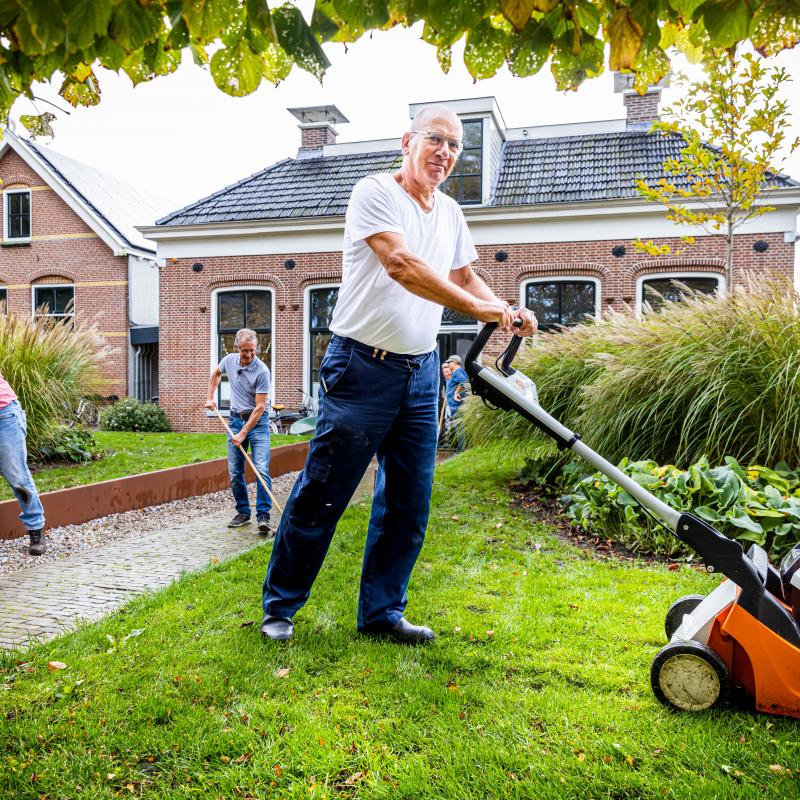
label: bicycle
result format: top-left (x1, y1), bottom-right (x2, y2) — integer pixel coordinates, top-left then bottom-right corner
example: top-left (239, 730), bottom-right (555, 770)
top-left (63, 397), bottom-right (100, 428)
top-left (270, 389), bottom-right (317, 434)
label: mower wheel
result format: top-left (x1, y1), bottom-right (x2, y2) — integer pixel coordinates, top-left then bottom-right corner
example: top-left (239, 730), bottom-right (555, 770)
top-left (650, 640), bottom-right (730, 712)
top-left (664, 594), bottom-right (706, 640)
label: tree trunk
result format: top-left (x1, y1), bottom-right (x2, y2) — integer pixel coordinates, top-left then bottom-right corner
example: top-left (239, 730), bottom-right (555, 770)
top-left (726, 221), bottom-right (734, 291)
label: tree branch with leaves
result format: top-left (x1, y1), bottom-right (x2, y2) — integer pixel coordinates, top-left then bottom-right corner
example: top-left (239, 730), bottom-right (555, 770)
top-left (635, 49), bottom-right (799, 290)
top-left (1, 1), bottom-right (799, 137)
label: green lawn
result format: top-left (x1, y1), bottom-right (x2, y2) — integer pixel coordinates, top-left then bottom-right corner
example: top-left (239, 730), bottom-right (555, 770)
top-left (0, 431), bottom-right (307, 500)
top-left (1, 449), bottom-right (798, 799)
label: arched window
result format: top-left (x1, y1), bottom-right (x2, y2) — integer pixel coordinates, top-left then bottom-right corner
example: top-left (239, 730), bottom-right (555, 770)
top-left (522, 278), bottom-right (599, 331)
top-left (213, 288), bottom-right (273, 409)
top-left (638, 273), bottom-right (722, 314)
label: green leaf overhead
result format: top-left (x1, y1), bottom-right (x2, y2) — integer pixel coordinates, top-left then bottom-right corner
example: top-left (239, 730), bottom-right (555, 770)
top-left (697, 0), bottom-right (750, 49)
top-left (63, 0), bottom-right (114, 52)
top-left (0, 0), bottom-right (794, 119)
top-left (464, 18), bottom-right (510, 81)
top-left (210, 39), bottom-right (263, 96)
top-left (14, 0), bottom-right (66, 55)
top-left (183, 0), bottom-right (238, 42)
top-left (271, 3), bottom-right (330, 82)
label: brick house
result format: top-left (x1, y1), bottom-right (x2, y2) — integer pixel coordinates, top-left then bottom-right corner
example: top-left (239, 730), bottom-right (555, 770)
top-left (143, 88), bottom-right (800, 432)
top-left (0, 128), bottom-right (168, 400)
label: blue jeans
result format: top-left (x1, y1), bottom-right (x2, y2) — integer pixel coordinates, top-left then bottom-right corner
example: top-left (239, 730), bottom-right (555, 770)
top-left (262, 335), bottom-right (439, 630)
top-left (227, 415), bottom-right (272, 518)
top-left (0, 400), bottom-right (45, 531)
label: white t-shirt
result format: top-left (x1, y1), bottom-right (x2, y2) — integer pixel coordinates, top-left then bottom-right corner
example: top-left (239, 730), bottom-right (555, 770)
top-left (329, 173), bottom-right (478, 355)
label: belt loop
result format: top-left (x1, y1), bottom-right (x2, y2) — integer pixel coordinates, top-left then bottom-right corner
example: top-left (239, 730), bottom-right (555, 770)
top-left (372, 348), bottom-right (378, 358)
top-left (380, 350), bottom-right (387, 360)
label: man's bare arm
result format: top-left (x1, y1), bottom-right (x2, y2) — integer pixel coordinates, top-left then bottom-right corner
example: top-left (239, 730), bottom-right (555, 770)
top-left (204, 365), bottom-right (223, 410)
top-left (365, 231), bottom-right (516, 332)
top-left (450, 265), bottom-right (537, 336)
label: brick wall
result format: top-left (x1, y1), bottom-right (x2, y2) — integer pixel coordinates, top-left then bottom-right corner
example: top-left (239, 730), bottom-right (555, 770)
top-left (0, 149), bottom-right (129, 397)
top-left (159, 230), bottom-right (793, 432)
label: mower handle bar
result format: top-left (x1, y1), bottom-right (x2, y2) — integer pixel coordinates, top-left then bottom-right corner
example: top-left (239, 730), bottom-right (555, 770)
top-left (465, 321), bottom-right (682, 533)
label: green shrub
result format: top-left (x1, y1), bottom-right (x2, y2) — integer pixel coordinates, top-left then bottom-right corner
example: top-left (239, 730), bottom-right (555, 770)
top-left (38, 426), bottom-right (102, 464)
top-left (99, 398), bottom-right (171, 432)
top-left (464, 277), bottom-right (800, 467)
top-left (0, 314), bottom-right (106, 457)
top-left (567, 456), bottom-right (800, 561)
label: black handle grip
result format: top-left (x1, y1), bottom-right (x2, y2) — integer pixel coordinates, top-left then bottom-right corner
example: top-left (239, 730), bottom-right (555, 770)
top-left (465, 322), bottom-right (498, 378)
top-left (465, 318), bottom-right (524, 378)
top-left (499, 332), bottom-right (524, 376)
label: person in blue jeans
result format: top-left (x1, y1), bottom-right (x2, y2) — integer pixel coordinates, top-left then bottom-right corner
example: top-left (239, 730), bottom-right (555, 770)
top-left (205, 329), bottom-right (273, 533)
top-left (260, 104), bottom-right (537, 644)
top-left (0, 371), bottom-right (46, 555)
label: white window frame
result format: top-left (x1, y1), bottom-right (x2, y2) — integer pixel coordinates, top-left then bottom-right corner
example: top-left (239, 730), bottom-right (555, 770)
top-left (210, 286), bottom-right (276, 413)
top-left (636, 271), bottom-right (724, 316)
top-left (520, 276), bottom-right (602, 327)
top-left (3, 188), bottom-right (32, 243)
top-left (32, 283), bottom-right (74, 322)
top-left (303, 282), bottom-right (340, 399)
top-left (0, 286), bottom-right (6, 314)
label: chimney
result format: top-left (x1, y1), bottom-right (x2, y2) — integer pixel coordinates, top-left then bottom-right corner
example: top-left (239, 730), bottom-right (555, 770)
top-left (287, 105), bottom-right (349, 156)
top-left (614, 73), bottom-right (668, 130)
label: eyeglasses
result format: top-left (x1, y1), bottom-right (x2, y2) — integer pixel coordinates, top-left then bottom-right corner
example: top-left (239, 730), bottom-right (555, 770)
top-left (409, 129), bottom-right (463, 155)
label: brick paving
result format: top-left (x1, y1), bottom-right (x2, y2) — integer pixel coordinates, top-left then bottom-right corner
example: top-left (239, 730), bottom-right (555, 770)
top-left (0, 465), bottom-right (377, 652)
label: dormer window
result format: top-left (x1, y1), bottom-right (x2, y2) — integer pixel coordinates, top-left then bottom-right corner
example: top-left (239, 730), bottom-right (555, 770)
top-left (441, 120), bottom-right (483, 205)
top-left (4, 189), bottom-right (31, 241)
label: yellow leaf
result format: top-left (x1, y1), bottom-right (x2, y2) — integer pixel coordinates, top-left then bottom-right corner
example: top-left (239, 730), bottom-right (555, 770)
top-left (273, 763), bottom-right (284, 777)
top-left (608, 8), bottom-right (643, 71)
top-left (499, 0), bottom-right (535, 32)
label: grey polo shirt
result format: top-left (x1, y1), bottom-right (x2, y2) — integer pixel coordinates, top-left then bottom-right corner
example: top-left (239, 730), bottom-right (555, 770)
top-left (219, 353), bottom-right (270, 413)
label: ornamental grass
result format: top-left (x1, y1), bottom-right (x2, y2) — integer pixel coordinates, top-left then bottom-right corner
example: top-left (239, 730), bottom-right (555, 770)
top-left (0, 313), bottom-right (107, 455)
top-left (463, 277), bottom-right (800, 469)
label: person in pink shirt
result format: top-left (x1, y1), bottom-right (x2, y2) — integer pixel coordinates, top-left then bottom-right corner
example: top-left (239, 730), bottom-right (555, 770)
top-left (0, 371), bottom-right (46, 554)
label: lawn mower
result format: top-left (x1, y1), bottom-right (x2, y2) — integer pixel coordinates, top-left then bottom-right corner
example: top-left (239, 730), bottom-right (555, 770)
top-left (465, 321), bottom-right (800, 718)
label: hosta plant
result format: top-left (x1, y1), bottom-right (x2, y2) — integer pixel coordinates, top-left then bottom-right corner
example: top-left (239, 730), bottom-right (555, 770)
top-left (567, 457), bottom-right (800, 562)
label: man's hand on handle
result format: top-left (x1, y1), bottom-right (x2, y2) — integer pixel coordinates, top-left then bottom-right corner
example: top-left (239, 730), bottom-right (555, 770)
top-left (474, 299), bottom-right (538, 336)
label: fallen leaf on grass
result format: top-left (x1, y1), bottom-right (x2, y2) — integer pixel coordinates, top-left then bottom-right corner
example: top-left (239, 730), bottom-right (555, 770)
top-left (451, 515), bottom-right (460, 521)
top-left (769, 764), bottom-right (786, 773)
top-left (344, 771), bottom-right (365, 785)
top-left (486, 630), bottom-right (494, 637)
top-left (239, 620), bottom-right (254, 628)
top-left (275, 668), bottom-right (290, 678)
top-left (273, 763), bottom-right (284, 777)
top-left (47, 661), bottom-right (67, 671)
top-left (668, 563), bottom-right (680, 571)
top-left (233, 752), bottom-right (252, 764)
top-left (574, 749), bottom-right (585, 762)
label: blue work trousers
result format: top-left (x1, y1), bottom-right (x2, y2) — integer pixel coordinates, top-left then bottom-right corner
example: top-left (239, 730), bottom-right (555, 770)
top-left (0, 400), bottom-right (45, 531)
top-left (227, 415), bottom-right (272, 518)
top-left (262, 335), bottom-right (439, 630)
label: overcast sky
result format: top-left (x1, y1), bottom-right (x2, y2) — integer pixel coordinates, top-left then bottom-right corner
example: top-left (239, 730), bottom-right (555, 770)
top-left (9, 22), bottom-right (800, 215)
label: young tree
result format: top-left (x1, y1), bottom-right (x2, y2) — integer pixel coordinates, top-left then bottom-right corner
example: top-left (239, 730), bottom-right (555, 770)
top-left (635, 49), bottom-right (800, 290)
top-left (0, 1), bottom-right (798, 134)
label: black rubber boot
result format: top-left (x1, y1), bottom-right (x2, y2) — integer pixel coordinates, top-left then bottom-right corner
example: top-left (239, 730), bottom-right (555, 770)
top-left (28, 529), bottom-right (46, 556)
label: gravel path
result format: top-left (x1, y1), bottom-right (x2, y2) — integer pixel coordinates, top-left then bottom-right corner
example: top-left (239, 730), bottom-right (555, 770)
top-left (0, 471), bottom-right (299, 576)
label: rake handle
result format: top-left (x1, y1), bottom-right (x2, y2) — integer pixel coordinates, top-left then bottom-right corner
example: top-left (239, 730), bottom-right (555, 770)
top-left (213, 407), bottom-right (283, 515)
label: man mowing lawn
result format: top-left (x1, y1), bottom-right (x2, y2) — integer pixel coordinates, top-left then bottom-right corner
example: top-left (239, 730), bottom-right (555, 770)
top-left (261, 104), bottom-right (537, 645)
top-left (205, 328), bottom-right (274, 534)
